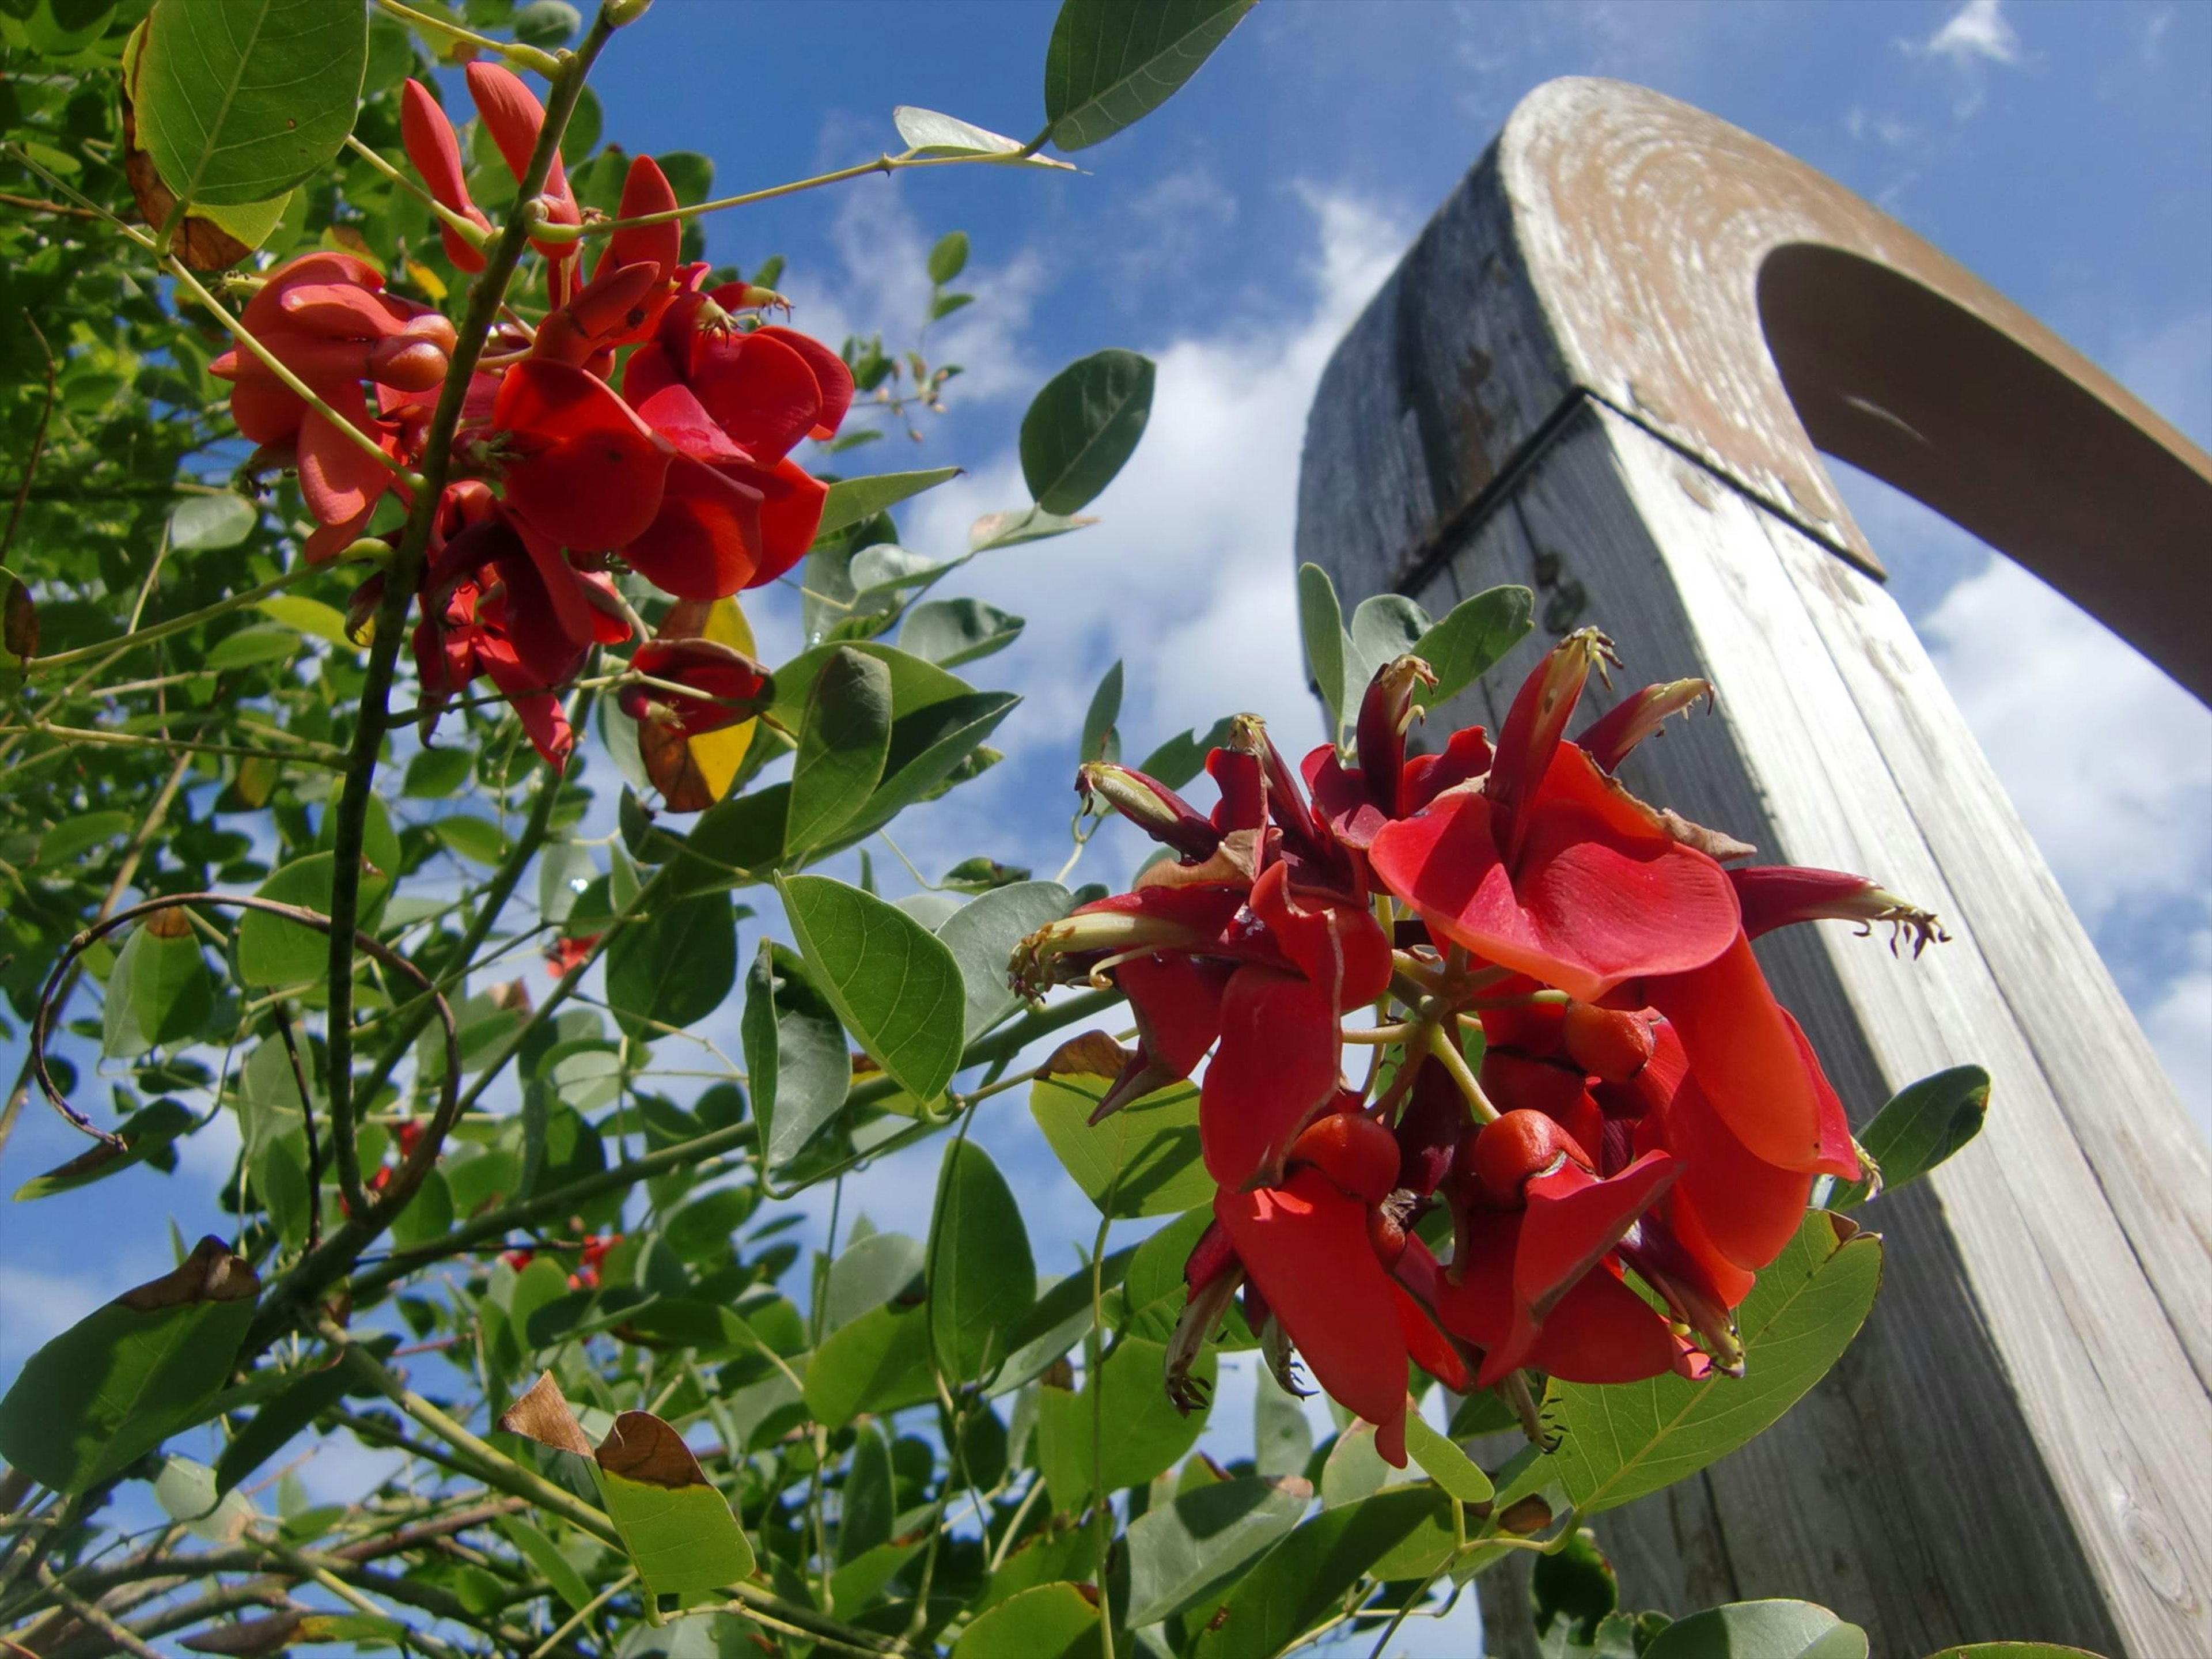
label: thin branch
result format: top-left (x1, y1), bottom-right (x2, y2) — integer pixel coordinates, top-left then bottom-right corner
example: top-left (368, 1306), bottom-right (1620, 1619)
top-left (2, 310), bottom-right (56, 562)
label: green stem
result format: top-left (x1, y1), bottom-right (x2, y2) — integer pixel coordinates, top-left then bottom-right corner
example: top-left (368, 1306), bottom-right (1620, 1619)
top-left (19, 563), bottom-right (328, 676)
top-left (343, 135), bottom-right (497, 250)
top-left (0, 721), bottom-right (347, 768)
top-left (373, 0), bottom-right (564, 75)
top-left (319, 9), bottom-right (616, 1200)
top-left (1088, 1181), bottom-right (1120, 1659)
top-left (581, 151), bottom-right (991, 236)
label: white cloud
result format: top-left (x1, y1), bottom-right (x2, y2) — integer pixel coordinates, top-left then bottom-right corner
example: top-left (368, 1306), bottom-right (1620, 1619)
top-left (1924, 0), bottom-right (2023, 67)
top-left (2142, 931), bottom-right (2212, 1135)
top-left (1906, 0), bottom-right (2027, 119)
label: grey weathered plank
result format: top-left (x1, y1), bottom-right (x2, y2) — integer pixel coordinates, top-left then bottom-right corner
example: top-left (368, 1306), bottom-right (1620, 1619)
top-left (1296, 77), bottom-right (2212, 1657)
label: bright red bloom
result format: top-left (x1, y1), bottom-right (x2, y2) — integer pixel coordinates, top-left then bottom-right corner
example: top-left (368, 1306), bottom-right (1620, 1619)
top-left (546, 933), bottom-right (600, 979)
top-left (1369, 636), bottom-right (1740, 1002)
top-left (464, 62), bottom-right (581, 262)
top-left (214, 253), bottom-right (452, 556)
top-left (1643, 934), bottom-right (1861, 1179)
top-left (400, 79), bottom-right (492, 271)
top-left (1215, 1169), bottom-right (1411, 1466)
top-left (1200, 965), bottom-right (1340, 1190)
top-left (1727, 865), bottom-right (1946, 955)
top-left (486, 359), bottom-right (669, 551)
top-left (624, 279), bottom-right (854, 463)
top-left (618, 637), bottom-right (771, 737)
top-left (532, 156), bottom-right (685, 366)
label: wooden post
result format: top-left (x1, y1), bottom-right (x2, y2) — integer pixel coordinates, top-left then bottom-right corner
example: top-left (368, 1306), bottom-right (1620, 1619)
top-left (1296, 78), bottom-right (2212, 1658)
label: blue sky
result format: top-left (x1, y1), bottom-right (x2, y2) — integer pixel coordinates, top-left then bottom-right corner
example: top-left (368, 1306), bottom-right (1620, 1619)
top-left (2, 2), bottom-right (2207, 1649)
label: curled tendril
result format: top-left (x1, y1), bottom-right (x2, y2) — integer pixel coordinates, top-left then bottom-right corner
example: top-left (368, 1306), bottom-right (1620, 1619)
top-left (31, 892), bottom-right (461, 1236)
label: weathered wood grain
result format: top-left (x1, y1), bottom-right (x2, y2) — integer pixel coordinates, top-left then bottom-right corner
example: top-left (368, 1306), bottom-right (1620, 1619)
top-left (1295, 78), bottom-right (2212, 1659)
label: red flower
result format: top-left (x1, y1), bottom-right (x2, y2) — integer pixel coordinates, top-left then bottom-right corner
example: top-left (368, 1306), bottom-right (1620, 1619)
top-left (213, 252), bottom-right (453, 557)
top-left (546, 933), bottom-right (600, 979)
top-left (1368, 632), bottom-right (1740, 1002)
top-left (400, 79), bottom-right (492, 271)
top-left (618, 637), bottom-right (771, 737)
top-left (1215, 1168), bottom-right (1413, 1466)
top-left (464, 62), bottom-right (581, 267)
top-left (484, 359), bottom-right (670, 551)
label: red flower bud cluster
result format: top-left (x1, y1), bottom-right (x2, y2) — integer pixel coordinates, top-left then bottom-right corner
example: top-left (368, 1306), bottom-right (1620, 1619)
top-left (502, 1226), bottom-right (621, 1291)
top-left (217, 70), bottom-right (849, 769)
top-left (1018, 631), bottom-right (1945, 1466)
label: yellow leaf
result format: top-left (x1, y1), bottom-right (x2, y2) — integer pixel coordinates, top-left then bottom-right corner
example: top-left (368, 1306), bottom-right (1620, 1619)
top-left (687, 598), bottom-right (756, 800)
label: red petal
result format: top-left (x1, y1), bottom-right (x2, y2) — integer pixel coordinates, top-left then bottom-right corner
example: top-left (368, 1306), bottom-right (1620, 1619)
top-left (635, 383), bottom-right (748, 464)
top-left (493, 360), bottom-right (669, 550)
top-left (296, 384), bottom-right (390, 527)
top-left (755, 325), bottom-right (854, 440)
top-left (230, 380), bottom-right (302, 445)
top-left (622, 455), bottom-right (765, 600)
top-left (1215, 1170), bottom-right (1409, 1464)
top-left (1645, 934), bottom-right (1859, 1177)
top-left (1370, 766), bottom-right (1739, 1002)
top-left (1658, 1191), bottom-right (1760, 1307)
top-left (1200, 966), bottom-right (1341, 1190)
top-left (1656, 1070), bottom-right (1815, 1270)
top-left (1117, 953), bottom-right (1230, 1078)
top-left (478, 637), bottom-right (573, 768)
top-left (1529, 1265), bottom-right (1686, 1384)
top-left (622, 341), bottom-right (681, 410)
top-left (1249, 863), bottom-right (1392, 1010)
top-left (1491, 1150), bottom-right (1677, 1383)
top-left (690, 330), bottom-right (822, 463)
top-left (1395, 1282), bottom-right (1471, 1392)
top-left (604, 154), bottom-right (680, 285)
top-left (749, 456), bottom-right (827, 586)
top-left (278, 281), bottom-right (410, 340)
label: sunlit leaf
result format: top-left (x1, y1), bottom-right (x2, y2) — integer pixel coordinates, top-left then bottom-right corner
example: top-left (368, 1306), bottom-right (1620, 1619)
top-left (779, 874), bottom-right (964, 1103)
top-left (786, 645), bottom-right (892, 858)
top-left (1642, 1600), bottom-right (1869, 1659)
top-left (743, 940), bottom-right (850, 1175)
top-left (816, 467), bottom-right (963, 540)
top-left (1043, 0), bottom-right (1256, 152)
top-left (1030, 1068), bottom-right (1210, 1219)
top-left (592, 1410), bottom-right (756, 1594)
top-left (1830, 1065), bottom-right (1990, 1208)
top-left (1123, 1474), bottom-right (1311, 1627)
top-left (605, 888), bottom-right (737, 1040)
top-left (927, 1139), bottom-right (1035, 1385)
top-left (1021, 351), bottom-right (1154, 515)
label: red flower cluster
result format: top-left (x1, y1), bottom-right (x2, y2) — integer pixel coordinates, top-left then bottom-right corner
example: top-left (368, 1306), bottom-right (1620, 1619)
top-left (220, 69), bottom-right (849, 768)
top-left (503, 1228), bottom-right (620, 1291)
top-left (1016, 631), bottom-right (1944, 1465)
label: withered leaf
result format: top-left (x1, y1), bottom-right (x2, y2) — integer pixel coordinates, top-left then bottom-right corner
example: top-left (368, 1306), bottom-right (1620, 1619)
top-left (497, 1370), bottom-right (594, 1457)
top-left (3, 574), bottom-right (36, 661)
top-left (1041, 1031), bottom-right (1133, 1081)
top-left (592, 1408), bottom-right (712, 1491)
top-left (119, 1237), bottom-right (260, 1312)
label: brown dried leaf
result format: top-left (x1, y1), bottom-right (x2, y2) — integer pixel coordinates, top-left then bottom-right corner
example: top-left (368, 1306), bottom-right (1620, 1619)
top-left (1040, 1031), bottom-right (1132, 1080)
top-left (3, 574), bottom-right (36, 661)
top-left (180, 1610), bottom-right (304, 1654)
top-left (498, 1370), bottom-right (594, 1457)
top-left (638, 713), bottom-right (717, 814)
top-left (118, 1237), bottom-right (260, 1312)
top-left (593, 1408), bottom-right (710, 1491)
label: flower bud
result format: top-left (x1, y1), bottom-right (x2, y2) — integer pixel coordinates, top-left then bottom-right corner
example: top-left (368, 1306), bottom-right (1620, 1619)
top-left (1574, 677), bottom-right (1713, 774)
top-left (1728, 865), bottom-right (1948, 956)
top-left (1288, 1109), bottom-right (1401, 1205)
top-left (1355, 654), bottom-right (1435, 817)
top-left (1078, 762), bottom-right (1221, 861)
top-left (1488, 628), bottom-right (1620, 864)
top-left (1459, 1110), bottom-right (1590, 1210)
top-left (1560, 1001), bottom-right (1656, 1084)
top-left (367, 336), bottom-right (450, 392)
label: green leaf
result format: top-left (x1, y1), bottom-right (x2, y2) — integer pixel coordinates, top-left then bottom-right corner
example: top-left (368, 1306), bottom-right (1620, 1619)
top-left (236, 852), bottom-right (390, 986)
top-left (1030, 1071), bottom-right (1211, 1219)
top-left (536, 838), bottom-right (597, 923)
top-left (927, 229), bottom-right (969, 285)
top-left (1641, 1600), bottom-right (1868, 1659)
top-left (900, 598), bottom-right (1025, 669)
top-left (786, 646), bottom-right (893, 858)
top-left (893, 105), bottom-right (1075, 169)
top-left (816, 467), bottom-right (962, 540)
top-left (1298, 562), bottom-right (1350, 737)
top-left (0, 1238), bottom-right (259, 1494)
top-left (932, 291), bottom-right (975, 321)
top-left (101, 918), bottom-right (215, 1059)
top-left (1190, 1483), bottom-right (1456, 1659)
top-left (1345, 593), bottom-right (1430, 699)
top-left (12, 1099), bottom-right (196, 1202)
top-left (1404, 1412), bottom-right (1494, 1502)
top-left (1123, 1474), bottom-right (1312, 1627)
top-left (39, 809), bottom-right (133, 866)
top-left (168, 491), bottom-right (257, 550)
top-left (605, 888), bottom-right (737, 1040)
top-left (1042, 0), bottom-right (1256, 152)
top-left (1414, 584), bottom-right (1536, 705)
top-left (993, 1248), bottom-right (1133, 1396)
top-left (1830, 1065), bottom-right (1990, 1208)
top-left (742, 941), bottom-right (850, 1176)
top-left (927, 1140), bottom-right (1035, 1385)
top-left (657, 150), bottom-right (713, 206)
top-left (967, 504), bottom-right (1097, 551)
top-left (137, 0), bottom-right (369, 207)
top-left (953, 1582), bottom-right (1103, 1659)
top-left (937, 880), bottom-right (1072, 1040)
top-left (402, 745), bottom-right (474, 799)
top-left (1020, 350), bottom-right (1154, 514)
top-left (778, 875), bottom-right (965, 1104)
top-left (1037, 1335), bottom-right (1213, 1506)
top-left (1543, 1212), bottom-right (1884, 1514)
top-left (152, 1455), bottom-right (257, 1542)
top-left (803, 1300), bottom-right (935, 1427)
top-left (592, 1410), bottom-right (756, 1596)
top-left (510, 0), bottom-right (577, 47)
top-left (214, 1339), bottom-right (392, 1494)
top-left (1080, 657), bottom-right (1123, 766)
top-left (253, 594), bottom-right (353, 648)
top-left (430, 813), bottom-right (506, 866)
top-left (500, 1514), bottom-right (593, 1615)
top-left (204, 622), bottom-right (302, 671)
top-left (1254, 1365), bottom-right (1312, 1479)
top-left (1922, 1647), bottom-right (2106, 1658)
top-left (1532, 1528), bottom-right (1618, 1646)
top-left (824, 1232), bottom-right (926, 1331)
